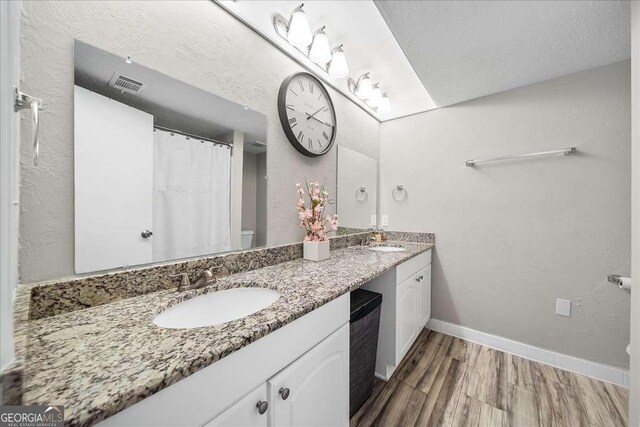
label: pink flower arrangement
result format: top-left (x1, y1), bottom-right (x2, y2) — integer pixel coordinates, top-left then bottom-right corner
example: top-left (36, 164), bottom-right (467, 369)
top-left (296, 181), bottom-right (338, 242)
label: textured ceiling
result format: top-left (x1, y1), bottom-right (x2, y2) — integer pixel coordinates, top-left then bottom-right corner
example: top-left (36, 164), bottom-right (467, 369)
top-left (375, 0), bottom-right (631, 107)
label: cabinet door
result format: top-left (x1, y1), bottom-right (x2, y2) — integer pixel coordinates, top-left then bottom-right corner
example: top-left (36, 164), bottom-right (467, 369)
top-left (268, 324), bottom-right (349, 427)
top-left (396, 278), bottom-right (419, 362)
top-left (205, 383), bottom-right (268, 427)
top-left (418, 265), bottom-right (432, 328)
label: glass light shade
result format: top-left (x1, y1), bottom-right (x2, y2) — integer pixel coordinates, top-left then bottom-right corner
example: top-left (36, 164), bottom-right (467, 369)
top-left (367, 85), bottom-right (382, 108)
top-left (287, 7), bottom-right (312, 49)
top-left (309, 30), bottom-right (332, 65)
top-left (328, 47), bottom-right (349, 78)
top-left (355, 74), bottom-right (373, 99)
top-left (378, 93), bottom-right (391, 113)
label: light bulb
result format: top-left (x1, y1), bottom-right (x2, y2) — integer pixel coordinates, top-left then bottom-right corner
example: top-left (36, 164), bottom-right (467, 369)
top-left (309, 27), bottom-right (332, 66)
top-left (328, 45), bottom-right (349, 78)
top-left (355, 73), bottom-right (372, 99)
top-left (378, 92), bottom-right (391, 113)
top-left (367, 84), bottom-right (382, 108)
top-left (287, 4), bottom-right (312, 49)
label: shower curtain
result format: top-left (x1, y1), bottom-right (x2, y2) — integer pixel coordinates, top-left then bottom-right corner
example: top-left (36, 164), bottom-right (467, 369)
top-left (152, 129), bottom-right (231, 262)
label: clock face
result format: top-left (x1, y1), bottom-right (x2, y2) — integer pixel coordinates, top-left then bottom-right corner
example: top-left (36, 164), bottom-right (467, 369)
top-left (278, 72), bottom-right (337, 157)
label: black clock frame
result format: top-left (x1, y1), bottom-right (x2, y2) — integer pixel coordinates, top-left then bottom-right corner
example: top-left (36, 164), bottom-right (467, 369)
top-left (277, 72), bottom-right (337, 157)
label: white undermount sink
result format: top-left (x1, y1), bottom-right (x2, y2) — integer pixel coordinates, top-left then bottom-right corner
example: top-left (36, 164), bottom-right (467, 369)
top-left (153, 287), bottom-right (281, 329)
top-left (369, 246), bottom-right (407, 253)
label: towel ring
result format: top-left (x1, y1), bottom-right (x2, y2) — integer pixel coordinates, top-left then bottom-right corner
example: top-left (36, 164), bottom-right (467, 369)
top-left (355, 186), bottom-right (368, 202)
top-left (392, 185), bottom-right (408, 202)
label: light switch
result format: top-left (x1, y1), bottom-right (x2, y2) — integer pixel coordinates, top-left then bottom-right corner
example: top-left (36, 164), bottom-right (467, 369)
top-left (556, 299), bottom-right (571, 317)
top-left (370, 215), bottom-right (377, 226)
top-left (381, 215), bottom-right (389, 227)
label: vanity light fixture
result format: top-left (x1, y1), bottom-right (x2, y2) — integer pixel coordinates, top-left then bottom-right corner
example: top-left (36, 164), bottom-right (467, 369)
top-left (274, 5), bottom-right (349, 79)
top-left (308, 26), bottom-right (332, 66)
top-left (328, 45), bottom-right (349, 78)
top-left (353, 73), bottom-right (373, 100)
top-left (286, 4), bottom-right (312, 49)
top-left (367, 83), bottom-right (382, 108)
top-left (348, 73), bottom-right (391, 114)
top-left (378, 92), bottom-right (391, 113)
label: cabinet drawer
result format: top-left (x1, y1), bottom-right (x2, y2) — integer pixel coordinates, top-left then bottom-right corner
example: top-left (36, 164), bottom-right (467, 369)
top-left (396, 250), bottom-right (432, 285)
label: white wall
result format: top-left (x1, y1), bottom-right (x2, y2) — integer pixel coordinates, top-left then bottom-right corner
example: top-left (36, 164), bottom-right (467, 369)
top-left (0, 0), bottom-right (21, 371)
top-left (380, 61), bottom-right (631, 368)
top-left (18, 1), bottom-right (380, 282)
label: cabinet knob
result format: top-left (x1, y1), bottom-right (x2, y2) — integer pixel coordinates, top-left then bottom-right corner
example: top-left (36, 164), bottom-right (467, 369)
top-left (256, 400), bottom-right (268, 415)
top-left (279, 387), bottom-right (290, 400)
top-left (141, 230), bottom-right (153, 238)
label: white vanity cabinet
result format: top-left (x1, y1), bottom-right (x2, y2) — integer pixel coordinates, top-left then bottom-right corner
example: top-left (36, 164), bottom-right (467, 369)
top-left (207, 324), bottom-right (349, 427)
top-left (362, 249), bottom-right (432, 380)
top-left (99, 294), bottom-right (349, 427)
top-left (206, 384), bottom-right (268, 427)
top-left (396, 277), bottom-right (419, 361)
top-left (268, 324), bottom-right (349, 427)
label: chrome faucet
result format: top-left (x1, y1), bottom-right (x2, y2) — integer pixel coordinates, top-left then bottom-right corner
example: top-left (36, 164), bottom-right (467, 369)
top-left (360, 236), bottom-right (376, 246)
top-left (171, 264), bottom-right (224, 292)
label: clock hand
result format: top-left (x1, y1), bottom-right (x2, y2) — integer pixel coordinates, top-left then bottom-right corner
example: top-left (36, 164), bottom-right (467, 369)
top-left (305, 112), bottom-right (334, 127)
top-left (306, 106), bottom-right (324, 120)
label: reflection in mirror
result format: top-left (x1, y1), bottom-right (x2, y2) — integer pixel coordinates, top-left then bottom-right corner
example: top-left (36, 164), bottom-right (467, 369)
top-left (336, 146), bottom-right (377, 234)
top-left (73, 40), bottom-right (267, 274)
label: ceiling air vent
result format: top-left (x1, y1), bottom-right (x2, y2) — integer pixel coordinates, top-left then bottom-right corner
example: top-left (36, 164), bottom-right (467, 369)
top-left (108, 73), bottom-right (145, 95)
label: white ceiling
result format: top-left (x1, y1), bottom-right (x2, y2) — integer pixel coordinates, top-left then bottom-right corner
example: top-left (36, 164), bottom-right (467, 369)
top-left (74, 40), bottom-right (267, 144)
top-left (217, 1), bottom-right (437, 121)
top-left (375, 0), bottom-right (631, 107)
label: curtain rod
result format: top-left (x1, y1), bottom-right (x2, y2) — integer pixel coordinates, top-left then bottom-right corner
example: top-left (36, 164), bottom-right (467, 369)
top-left (153, 125), bottom-right (233, 149)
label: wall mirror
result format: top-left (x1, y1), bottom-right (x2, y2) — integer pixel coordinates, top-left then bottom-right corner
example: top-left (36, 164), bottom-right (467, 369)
top-left (336, 145), bottom-right (377, 234)
top-left (73, 40), bottom-right (267, 274)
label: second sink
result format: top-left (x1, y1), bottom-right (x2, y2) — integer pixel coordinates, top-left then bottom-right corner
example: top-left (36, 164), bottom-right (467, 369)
top-left (369, 246), bottom-right (407, 253)
top-left (153, 287), bottom-right (281, 329)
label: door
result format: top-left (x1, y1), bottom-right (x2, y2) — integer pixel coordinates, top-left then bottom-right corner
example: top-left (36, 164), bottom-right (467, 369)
top-left (396, 278), bottom-right (419, 362)
top-left (74, 86), bottom-right (154, 273)
top-left (205, 383), bottom-right (268, 427)
top-left (418, 265), bottom-right (432, 328)
top-left (0, 0), bottom-right (21, 371)
top-left (268, 324), bottom-right (349, 427)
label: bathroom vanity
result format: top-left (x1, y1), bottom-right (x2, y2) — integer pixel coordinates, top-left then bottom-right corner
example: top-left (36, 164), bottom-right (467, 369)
top-left (14, 237), bottom-right (433, 427)
top-left (362, 249), bottom-right (432, 380)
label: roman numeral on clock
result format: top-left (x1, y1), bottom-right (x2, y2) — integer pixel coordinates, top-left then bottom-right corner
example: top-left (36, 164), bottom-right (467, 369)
top-left (308, 138), bottom-right (313, 149)
top-left (309, 82), bottom-right (314, 93)
top-left (298, 80), bottom-right (304, 91)
top-left (289, 117), bottom-right (297, 128)
top-left (322, 131), bottom-right (329, 140)
top-left (297, 131), bottom-right (304, 142)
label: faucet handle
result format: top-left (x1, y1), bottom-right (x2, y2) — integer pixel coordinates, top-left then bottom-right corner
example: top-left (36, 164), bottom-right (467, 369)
top-left (207, 264), bottom-right (224, 274)
top-left (171, 273), bottom-right (190, 290)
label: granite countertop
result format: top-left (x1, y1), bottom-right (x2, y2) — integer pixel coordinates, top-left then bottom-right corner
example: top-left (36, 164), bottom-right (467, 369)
top-left (22, 241), bottom-right (433, 426)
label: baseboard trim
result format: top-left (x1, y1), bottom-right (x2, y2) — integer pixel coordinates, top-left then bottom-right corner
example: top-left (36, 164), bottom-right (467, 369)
top-left (426, 318), bottom-right (629, 388)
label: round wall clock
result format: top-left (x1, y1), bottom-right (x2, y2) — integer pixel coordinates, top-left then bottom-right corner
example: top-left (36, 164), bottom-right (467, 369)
top-left (277, 72), bottom-right (337, 157)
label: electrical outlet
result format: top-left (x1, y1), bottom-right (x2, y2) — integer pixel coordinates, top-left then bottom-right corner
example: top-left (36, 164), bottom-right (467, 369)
top-left (370, 215), bottom-right (377, 226)
top-left (556, 299), bottom-right (571, 317)
top-left (381, 215), bottom-right (389, 227)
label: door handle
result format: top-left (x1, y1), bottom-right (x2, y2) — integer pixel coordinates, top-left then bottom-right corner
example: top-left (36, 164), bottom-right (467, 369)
top-left (14, 87), bottom-right (44, 166)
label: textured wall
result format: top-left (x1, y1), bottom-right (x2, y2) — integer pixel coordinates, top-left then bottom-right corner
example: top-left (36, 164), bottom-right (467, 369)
top-left (380, 61), bottom-right (631, 368)
top-left (19, 1), bottom-right (380, 282)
